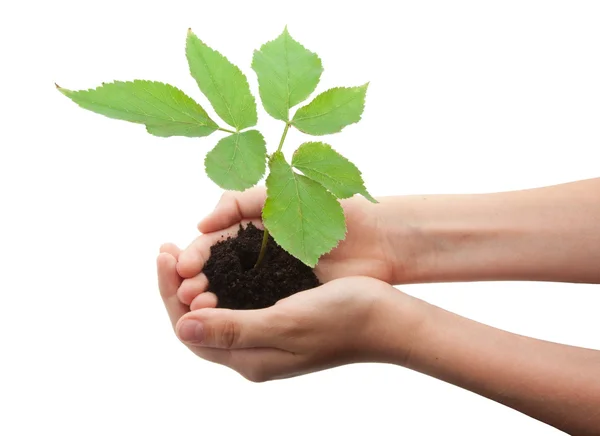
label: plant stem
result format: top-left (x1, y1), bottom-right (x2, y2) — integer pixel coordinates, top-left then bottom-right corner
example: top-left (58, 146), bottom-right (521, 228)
top-left (254, 226), bottom-right (270, 268)
top-left (218, 127), bottom-right (236, 134)
top-left (253, 122), bottom-right (292, 268)
top-left (276, 123), bottom-right (291, 153)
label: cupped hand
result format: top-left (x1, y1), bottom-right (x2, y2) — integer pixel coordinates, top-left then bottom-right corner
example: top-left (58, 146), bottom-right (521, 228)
top-left (175, 187), bottom-right (420, 308)
top-left (158, 250), bottom-right (427, 382)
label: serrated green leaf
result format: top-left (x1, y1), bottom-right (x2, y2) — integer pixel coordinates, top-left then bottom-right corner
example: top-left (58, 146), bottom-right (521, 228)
top-left (186, 30), bottom-right (257, 130)
top-left (57, 80), bottom-right (218, 137)
top-left (291, 84), bottom-right (368, 135)
top-left (252, 27), bottom-right (323, 121)
top-left (292, 142), bottom-right (377, 203)
top-left (263, 152), bottom-right (346, 266)
top-left (205, 130), bottom-right (267, 191)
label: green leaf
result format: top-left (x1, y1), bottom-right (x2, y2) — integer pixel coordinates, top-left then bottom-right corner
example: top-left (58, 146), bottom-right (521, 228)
top-left (57, 80), bottom-right (218, 137)
top-left (204, 130), bottom-right (267, 191)
top-left (292, 142), bottom-right (377, 203)
top-left (186, 29), bottom-right (257, 130)
top-left (291, 84), bottom-right (368, 135)
top-left (252, 27), bottom-right (323, 121)
top-left (263, 152), bottom-right (346, 266)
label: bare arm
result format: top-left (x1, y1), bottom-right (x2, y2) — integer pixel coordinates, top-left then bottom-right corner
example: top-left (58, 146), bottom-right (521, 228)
top-left (175, 178), bottom-right (600, 285)
top-left (164, 178), bottom-right (600, 434)
top-left (377, 177), bottom-right (600, 284)
top-left (396, 298), bottom-right (600, 435)
top-left (160, 258), bottom-right (600, 434)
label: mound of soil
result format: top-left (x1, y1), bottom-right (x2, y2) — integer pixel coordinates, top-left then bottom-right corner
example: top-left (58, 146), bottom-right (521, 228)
top-left (203, 222), bottom-right (320, 310)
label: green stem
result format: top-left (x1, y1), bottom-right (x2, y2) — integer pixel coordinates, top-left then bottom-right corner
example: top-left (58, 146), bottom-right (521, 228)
top-left (254, 122), bottom-right (292, 268)
top-left (254, 226), bottom-right (270, 268)
top-left (218, 127), bottom-right (236, 134)
top-left (276, 123), bottom-right (291, 153)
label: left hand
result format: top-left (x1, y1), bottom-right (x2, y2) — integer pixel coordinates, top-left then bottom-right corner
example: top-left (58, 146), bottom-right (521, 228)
top-left (158, 246), bottom-right (428, 382)
top-left (173, 188), bottom-right (421, 309)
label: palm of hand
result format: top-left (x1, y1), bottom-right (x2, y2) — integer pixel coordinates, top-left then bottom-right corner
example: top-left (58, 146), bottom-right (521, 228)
top-left (175, 189), bottom-right (416, 311)
top-left (315, 197), bottom-right (396, 283)
top-left (159, 264), bottom-right (407, 382)
top-left (158, 189), bottom-right (426, 381)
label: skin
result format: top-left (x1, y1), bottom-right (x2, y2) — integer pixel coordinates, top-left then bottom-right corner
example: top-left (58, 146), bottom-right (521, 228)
top-left (158, 178), bottom-right (600, 435)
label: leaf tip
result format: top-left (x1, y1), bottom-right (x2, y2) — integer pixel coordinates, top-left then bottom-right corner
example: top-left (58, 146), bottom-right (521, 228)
top-left (364, 193), bottom-right (378, 204)
top-left (187, 27), bottom-right (193, 35)
top-left (55, 83), bottom-right (70, 95)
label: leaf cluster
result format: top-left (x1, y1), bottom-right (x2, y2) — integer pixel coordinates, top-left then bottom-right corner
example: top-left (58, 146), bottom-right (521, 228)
top-left (58, 27), bottom-right (375, 266)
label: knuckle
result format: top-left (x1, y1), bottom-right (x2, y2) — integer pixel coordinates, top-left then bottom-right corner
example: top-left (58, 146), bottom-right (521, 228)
top-left (176, 280), bottom-right (200, 305)
top-left (220, 191), bottom-right (243, 219)
top-left (185, 244), bottom-right (206, 268)
top-left (220, 191), bottom-right (236, 203)
top-left (219, 319), bottom-right (239, 349)
top-left (175, 285), bottom-right (187, 304)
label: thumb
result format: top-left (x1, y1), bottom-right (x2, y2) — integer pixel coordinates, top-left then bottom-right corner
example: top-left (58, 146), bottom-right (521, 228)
top-left (175, 307), bottom-right (282, 349)
top-left (198, 187), bottom-right (266, 233)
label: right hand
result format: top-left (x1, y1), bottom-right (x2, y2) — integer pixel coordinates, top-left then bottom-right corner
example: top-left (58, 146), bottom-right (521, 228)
top-left (169, 275), bottom-right (428, 382)
top-left (175, 187), bottom-right (421, 309)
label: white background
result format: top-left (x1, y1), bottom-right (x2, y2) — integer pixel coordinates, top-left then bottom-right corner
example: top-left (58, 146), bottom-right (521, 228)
top-left (1, 1), bottom-right (599, 435)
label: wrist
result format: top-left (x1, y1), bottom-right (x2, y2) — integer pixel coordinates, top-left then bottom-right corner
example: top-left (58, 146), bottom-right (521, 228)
top-left (379, 193), bottom-right (530, 284)
top-left (370, 196), bottom-right (438, 284)
top-left (381, 180), bottom-right (600, 284)
top-left (364, 286), bottom-right (432, 366)
top-left (407, 194), bottom-right (511, 283)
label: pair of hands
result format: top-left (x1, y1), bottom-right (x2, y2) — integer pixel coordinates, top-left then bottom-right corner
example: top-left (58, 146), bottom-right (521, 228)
top-left (157, 188), bottom-right (427, 381)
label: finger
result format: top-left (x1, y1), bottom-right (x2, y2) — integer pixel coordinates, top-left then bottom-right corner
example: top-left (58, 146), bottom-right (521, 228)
top-left (176, 231), bottom-right (231, 278)
top-left (159, 242), bottom-right (181, 260)
top-left (175, 307), bottom-right (282, 349)
top-left (157, 253), bottom-right (187, 330)
top-left (176, 220), bottom-right (262, 278)
top-left (198, 187), bottom-right (266, 234)
top-left (190, 292), bottom-right (218, 311)
top-left (177, 274), bottom-right (209, 305)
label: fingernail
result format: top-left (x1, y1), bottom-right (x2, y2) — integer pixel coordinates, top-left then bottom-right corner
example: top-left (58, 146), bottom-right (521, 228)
top-left (178, 320), bottom-right (204, 343)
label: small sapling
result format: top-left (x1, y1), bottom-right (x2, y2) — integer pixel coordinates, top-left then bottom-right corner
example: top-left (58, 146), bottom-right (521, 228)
top-left (58, 27), bottom-right (376, 270)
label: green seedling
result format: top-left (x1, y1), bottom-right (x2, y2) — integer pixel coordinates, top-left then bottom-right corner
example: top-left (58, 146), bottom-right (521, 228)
top-left (57, 27), bottom-right (376, 267)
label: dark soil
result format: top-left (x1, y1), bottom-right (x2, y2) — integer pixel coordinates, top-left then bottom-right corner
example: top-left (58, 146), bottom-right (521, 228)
top-left (203, 222), bottom-right (321, 310)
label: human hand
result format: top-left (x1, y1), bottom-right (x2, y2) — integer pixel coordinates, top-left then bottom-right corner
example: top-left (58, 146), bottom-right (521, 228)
top-left (175, 188), bottom-right (424, 308)
top-left (159, 253), bottom-right (427, 381)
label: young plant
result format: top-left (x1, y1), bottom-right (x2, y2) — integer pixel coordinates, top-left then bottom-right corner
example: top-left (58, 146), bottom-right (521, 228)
top-left (57, 27), bottom-right (376, 267)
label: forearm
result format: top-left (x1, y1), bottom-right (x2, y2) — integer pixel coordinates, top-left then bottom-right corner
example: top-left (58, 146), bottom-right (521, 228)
top-left (380, 178), bottom-right (600, 284)
top-left (389, 299), bottom-right (600, 435)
